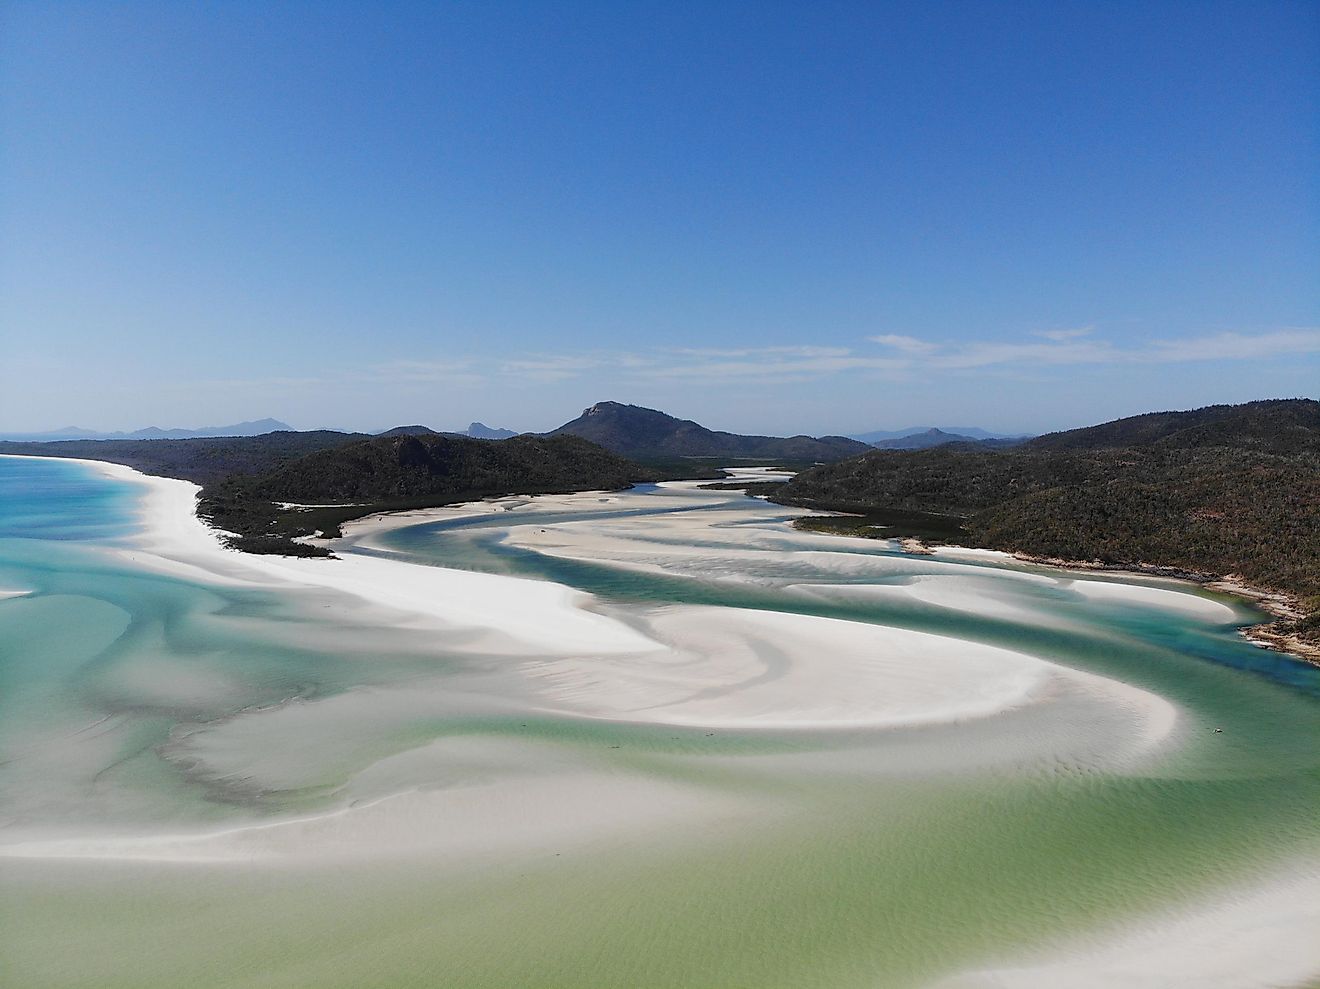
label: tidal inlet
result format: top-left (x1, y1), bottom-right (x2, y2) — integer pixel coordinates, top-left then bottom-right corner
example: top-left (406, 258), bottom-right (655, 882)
top-left (3, 454), bottom-right (1320, 989)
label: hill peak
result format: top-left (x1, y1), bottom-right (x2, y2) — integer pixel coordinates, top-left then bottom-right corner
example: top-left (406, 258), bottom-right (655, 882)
top-left (551, 401), bottom-right (869, 462)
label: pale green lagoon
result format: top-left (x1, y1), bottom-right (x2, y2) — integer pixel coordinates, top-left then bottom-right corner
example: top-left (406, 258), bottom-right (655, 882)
top-left (2, 457), bottom-right (1319, 988)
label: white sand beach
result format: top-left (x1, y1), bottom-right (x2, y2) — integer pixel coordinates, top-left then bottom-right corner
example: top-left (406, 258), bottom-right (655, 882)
top-left (4, 456), bottom-right (1315, 989)
top-left (84, 466), bottom-right (1185, 741)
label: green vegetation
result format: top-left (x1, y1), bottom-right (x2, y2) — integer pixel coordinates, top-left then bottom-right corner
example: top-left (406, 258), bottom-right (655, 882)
top-left (198, 433), bottom-right (652, 555)
top-left (774, 400), bottom-right (1320, 649)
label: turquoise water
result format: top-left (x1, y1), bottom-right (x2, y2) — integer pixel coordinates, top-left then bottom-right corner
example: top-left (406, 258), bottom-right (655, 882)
top-left (369, 490), bottom-right (1320, 697)
top-left (0, 456), bottom-right (138, 542)
top-left (2, 458), bottom-right (1320, 988)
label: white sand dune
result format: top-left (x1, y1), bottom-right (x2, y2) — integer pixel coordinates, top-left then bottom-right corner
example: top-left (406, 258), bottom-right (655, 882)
top-left (786, 574), bottom-right (1075, 627)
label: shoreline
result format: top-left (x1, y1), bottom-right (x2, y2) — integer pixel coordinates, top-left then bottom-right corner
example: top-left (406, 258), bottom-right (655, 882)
top-left (8, 451), bottom-right (1314, 668)
top-left (788, 513), bottom-right (1320, 669)
top-left (1002, 552), bottom-right (1320, 668)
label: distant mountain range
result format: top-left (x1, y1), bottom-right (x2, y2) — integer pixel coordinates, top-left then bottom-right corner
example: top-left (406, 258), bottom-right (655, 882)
top-left (0, 418), bottom-right (520, 443)
top-left (375, 422), bottom-right (518, 439)
top-left (867, 427), bottom-right (1029, 450)
top-left (549, 401), bottom-right (870, 462)
top-left (0, 418), bottom-right (294, 442)
top-left (849, 425), bottom-right (1023, 443)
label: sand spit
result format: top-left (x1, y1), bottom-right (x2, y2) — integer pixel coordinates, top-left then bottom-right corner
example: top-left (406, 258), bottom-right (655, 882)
top-left (785, 576), bottom-right (1076, 628)
top-left (520, 605), bottom-right (1052, 730)
top-left (39, 458), bottom-right (662, 656)
top-left (1062, 577), bottom-right (1238, 623)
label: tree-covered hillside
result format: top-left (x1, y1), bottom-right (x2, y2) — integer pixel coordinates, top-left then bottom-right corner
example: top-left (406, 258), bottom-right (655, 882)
top-left (243, 433), bottom-right (644, 502)
top-left (199, 433), bottom-right (650, 556)
top-left (550, 401), bottom-right (870, 462)
top-left (1026, 398), bottom-right (1320, 454)
top-left (773, 400), bottom-right (1320, 649)
top-left (0, 431), bottom-right (368, 483)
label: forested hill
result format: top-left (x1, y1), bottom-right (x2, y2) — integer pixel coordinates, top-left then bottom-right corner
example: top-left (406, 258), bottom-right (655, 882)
top-left (198, 433), bottom-right (649, 556)
top-left (771, 400), bottom-right (1320, 646)
top-left (1026, 398), bottom-right (1320, 454)
top-left (240, 433), bottom-right (644, 503)
top-left (0, 431), bottom-right (368, 483)
top-left (549, 401), bottom-right (870, 462)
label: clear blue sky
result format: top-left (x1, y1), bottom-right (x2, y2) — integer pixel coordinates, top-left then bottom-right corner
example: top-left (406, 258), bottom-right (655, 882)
top-left (2, 1), bottom-right (1316, 435)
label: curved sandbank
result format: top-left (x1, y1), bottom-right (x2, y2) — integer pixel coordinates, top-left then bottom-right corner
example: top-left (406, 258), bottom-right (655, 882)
top-left (322, 476), bottom-right (1182, 740)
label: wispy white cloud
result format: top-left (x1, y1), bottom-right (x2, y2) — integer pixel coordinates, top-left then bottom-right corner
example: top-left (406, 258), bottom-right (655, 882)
top-left (500, 355), bottom-right (612, 382)
top-left (182, 327), bottom-right (1320, 395)
top-left (495, 327), bottom-right (1320, 383)
top-left (496, 345), bottom-right (909, 384)
top-left (638, 353), bottom-right (909, 382)
top-left (668, 345), bottom-right (853, 359)
top-left (931, 338), bottom-right (1119, 369)
top-left (870, 326), bottom-right (1320, 370)
top-left (868, 334), bottom-right (940, 354)
top-left (369, 359), bottom-right (481, 384)
top-left (1143, 329), bottom-right (1320, 363)
top-left (1034, 326), bottom-right (1094, 342)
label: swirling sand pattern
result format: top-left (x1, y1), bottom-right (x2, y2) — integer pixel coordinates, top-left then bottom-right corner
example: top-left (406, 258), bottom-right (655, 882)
top-left (1, 457), bottom-right (1319, 988)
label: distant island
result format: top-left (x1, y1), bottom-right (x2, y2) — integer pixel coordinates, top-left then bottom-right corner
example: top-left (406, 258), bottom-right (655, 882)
top-left (866, 427), bottom-right (1027, 450)
top-left (375, 422), bottom-right (519, 440)
top-left (0, 417), bottom-right (293, 442)
top-left (849, 425), bottom-right (1026, 444)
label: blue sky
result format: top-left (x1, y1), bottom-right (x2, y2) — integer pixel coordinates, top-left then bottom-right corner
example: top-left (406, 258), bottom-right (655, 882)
top-left (2, 1), bottom-right (1316, 435)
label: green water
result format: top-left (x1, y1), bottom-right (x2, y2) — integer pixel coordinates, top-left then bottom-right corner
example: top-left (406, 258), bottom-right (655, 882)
top-left (2, 460), bottom-right (1319, 988)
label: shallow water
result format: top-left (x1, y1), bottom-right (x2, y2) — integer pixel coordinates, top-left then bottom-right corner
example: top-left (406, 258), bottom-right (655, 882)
top-left (2, 459), bottom-right (1319, 988)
